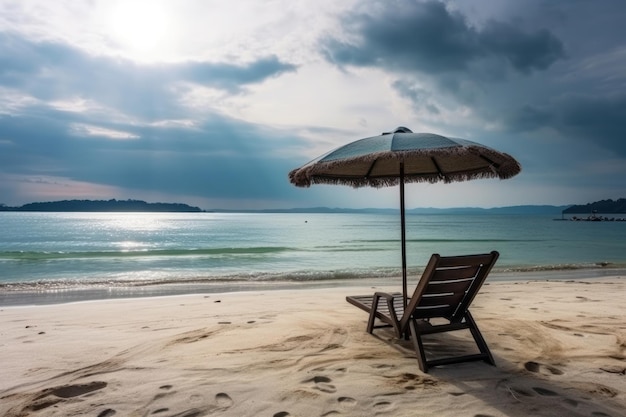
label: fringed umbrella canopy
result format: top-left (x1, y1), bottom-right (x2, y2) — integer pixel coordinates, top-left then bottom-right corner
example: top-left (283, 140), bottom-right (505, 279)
top-left (288, 127), bottom-right (521, 306)
top-left (289, 127), bottom-right (521, 188)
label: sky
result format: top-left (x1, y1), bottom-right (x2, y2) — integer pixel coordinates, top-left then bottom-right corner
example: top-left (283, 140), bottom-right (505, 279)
top-left (0, 0), bottom-right (625, 210)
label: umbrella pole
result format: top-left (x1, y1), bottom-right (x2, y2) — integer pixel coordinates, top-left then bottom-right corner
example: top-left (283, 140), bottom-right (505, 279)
top-left (400, 162), bottom-right (407, 307)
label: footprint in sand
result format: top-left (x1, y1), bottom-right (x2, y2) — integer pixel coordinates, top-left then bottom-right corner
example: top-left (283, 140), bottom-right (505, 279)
top-left (49, 381), bottom-right (108, 398)
top-left (337, 396), bottom-right (357, 409)
top-left (303, 376), bottom-right (336, 393)
top-left (273, 412), bottom-right (290, 417)
top-left (524, 361), bottom-right (564, 376)
top-left (215, 392), bottom-right (233, 409)
top-left (373, 401), bottom-right (394, 412)
top-left (25, 381), bottom-right (108, 413)
top-left (586, 384), bottom-right (619, 398)
top-left (189, 394), bottom-right (204, 404)
top-left (600, 366), bottom-right (626, 375)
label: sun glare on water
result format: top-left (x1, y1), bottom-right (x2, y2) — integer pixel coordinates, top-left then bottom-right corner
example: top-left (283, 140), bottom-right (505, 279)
top-left (106, 0), bottom-right (173, 60)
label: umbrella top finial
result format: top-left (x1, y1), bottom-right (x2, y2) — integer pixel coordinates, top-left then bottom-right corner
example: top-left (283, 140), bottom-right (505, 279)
top-left (383, 126), bottom-right (413, 135)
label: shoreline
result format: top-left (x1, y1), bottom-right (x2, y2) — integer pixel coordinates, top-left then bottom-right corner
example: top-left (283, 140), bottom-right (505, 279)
top-left (0, 268), bottom-right (626, 308)
top-left (0, 267), bottom-right (624, 307)
top-left (1, 278), bottom-right (625, 416)
top-left (1, 267), bottom-right (625, 307)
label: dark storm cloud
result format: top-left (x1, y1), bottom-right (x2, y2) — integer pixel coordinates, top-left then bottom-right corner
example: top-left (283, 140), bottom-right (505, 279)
top-left (321, 0), bottom-right (626, 160)
top-left (320, 0), bottom-right (565, 75)
top-left (506, 93), bottom-right (626, 156)
top-left (555, 94), bottom-right (626, 154)
top-left (504, 105), bottom-right (553, 133)
top-left (478, 21), bottom-right (566, 74)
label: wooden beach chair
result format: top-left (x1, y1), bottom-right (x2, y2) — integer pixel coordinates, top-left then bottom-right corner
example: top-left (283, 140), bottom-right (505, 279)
top-left (346, 251), bottom-right (499, 372)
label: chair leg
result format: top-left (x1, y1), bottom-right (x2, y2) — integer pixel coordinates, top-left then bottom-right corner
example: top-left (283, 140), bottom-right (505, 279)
top-left (465, 311), bottom-right (495, 366)
top-left (367, 295), bottom-right (381, 334)
top-left (408, 319), bottom-right (428, 373)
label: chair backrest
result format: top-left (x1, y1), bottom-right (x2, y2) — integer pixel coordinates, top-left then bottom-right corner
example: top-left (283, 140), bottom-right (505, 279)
top-left (400, 251), bottom-right (499, 330)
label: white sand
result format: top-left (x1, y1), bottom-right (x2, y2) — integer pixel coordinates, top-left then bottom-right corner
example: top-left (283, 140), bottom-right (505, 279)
top-left (1, 278), bottom-right (625, 417)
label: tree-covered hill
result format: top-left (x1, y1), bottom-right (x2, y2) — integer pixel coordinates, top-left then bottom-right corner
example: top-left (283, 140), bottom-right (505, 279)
top-left (0, 199), bottom-right (203, 212)
top-left (562, 198), bottom-right (626, 214)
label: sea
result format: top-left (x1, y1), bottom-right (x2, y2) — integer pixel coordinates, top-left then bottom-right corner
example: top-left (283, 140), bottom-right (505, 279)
top-left (1, 212), bottom-right (625, 305)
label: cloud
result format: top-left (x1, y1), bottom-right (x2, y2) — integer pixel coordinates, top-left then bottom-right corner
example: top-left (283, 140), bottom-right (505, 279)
top-left (0, 106), bottom-right (302, 200)
top-left (317, 0), bottom-right (626, 161)
top-left (478, 21), bottom-right (566, 73)
top-left (553, 93), bottom-right (626, 155)
top-left (392, 79), bottom-right (440, 115)
top-left (502, 92), bottom-right (626, 156)
top-left (175, 56), bottom-right (298, 92)
top-left (0, 33), bottom-right (297, 120)
top-left (0, 29), bottom-right (307, 207)
top-left (320, 0), bottom-right (565, 75)
top-left (504, 105), bottom-right (553, 133)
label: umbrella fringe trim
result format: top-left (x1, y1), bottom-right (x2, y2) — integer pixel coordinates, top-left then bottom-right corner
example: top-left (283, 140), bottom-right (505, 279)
top-left (288, 147), bottom-right (521, 188)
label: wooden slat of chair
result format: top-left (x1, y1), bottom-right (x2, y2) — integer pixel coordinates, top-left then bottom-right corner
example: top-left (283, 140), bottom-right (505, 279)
top-left (430, 266), bottom-right (481, 281)
top-left (425, 279), bottom-right (473, 294)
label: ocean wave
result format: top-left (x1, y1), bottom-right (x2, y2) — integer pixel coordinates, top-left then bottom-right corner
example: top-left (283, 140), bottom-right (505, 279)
top-left (0, 268), bottom-right (401, 290)
top-left (341, 238), bottom-right (547, 243)
top-left (0, 246), bottom-right (296, 261)
top-left (500, 262), bottom-right (626, 273)
top-left (1, 262), bottom-right (623, 293)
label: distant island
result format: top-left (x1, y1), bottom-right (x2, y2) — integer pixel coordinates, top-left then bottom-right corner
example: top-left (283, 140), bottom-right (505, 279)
top-left (0, 201), bottom-right (567, 214)
top-left (1, 198), bottom-right (624, 215)
top-left (562, 198), bottom-right (626, 214)
top-left (213, 205), bottom-right (571, 215)
top-left (0, 199), bottom-right (203, 212)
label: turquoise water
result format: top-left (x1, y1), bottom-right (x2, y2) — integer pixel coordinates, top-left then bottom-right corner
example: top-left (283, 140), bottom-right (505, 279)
top-left (1, 212), bottom-right (625, 299)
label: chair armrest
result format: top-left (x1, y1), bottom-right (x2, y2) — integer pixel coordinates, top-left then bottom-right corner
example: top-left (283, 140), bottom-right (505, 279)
top-left (367, 292), bottom-right (403, 337)
top-left (373, 292), bottom-right (397, 302)
top-left (374, 292), bottom-right (400, 320)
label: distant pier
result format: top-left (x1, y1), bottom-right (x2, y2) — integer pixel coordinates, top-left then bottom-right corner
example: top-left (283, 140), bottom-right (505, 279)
top-left (569, 215), bottom-right (626, 222)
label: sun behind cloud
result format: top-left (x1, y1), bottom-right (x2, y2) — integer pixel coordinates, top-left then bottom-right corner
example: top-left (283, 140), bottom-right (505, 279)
top-left (106, 0), bottom-right (173, 59)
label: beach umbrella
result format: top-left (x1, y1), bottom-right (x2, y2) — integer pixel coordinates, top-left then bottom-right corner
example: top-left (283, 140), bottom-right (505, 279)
top-left (288, 127), bottom-right (521, 305)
